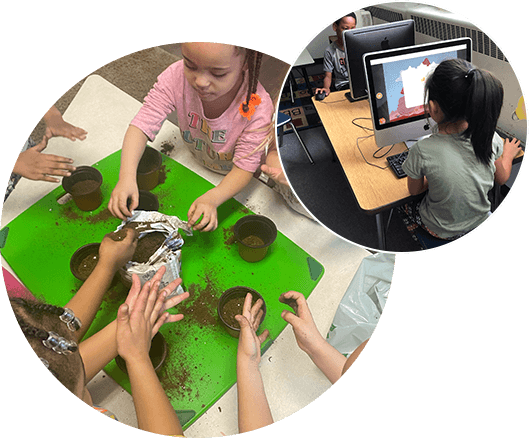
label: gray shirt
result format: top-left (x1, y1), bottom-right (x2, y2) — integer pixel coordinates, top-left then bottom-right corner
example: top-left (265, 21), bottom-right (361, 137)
top-left (402, 132), bottom-right (503, 238)
top-left (323, 42), bottom-right (349, 89)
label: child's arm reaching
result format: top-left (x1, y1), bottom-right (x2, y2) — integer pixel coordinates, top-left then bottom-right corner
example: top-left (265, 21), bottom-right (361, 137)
top-left (116, 273), bottom-right (187, 436)
top-left (235, 293), bottom-right (273, 433)
top-left (281, 291), bottom-right (369, 380)
top-left (66, 228), bottom-right (138, 340)
top-left (43, 105), bottom-right (87, 141)
top-left (494, 137), bottom-right (522, 185)
top-left (79, 267), bottom-right (188, 383)
top-left (108, 125), bottom-right (150, 220)
top-left (280, 291), bottom-right (347, 383)
top-left (188, 165), bottom-right (253, 232)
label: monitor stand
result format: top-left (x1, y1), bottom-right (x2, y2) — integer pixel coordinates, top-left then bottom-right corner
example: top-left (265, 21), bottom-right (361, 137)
top-left (345, 91), bottom-right (368, 102)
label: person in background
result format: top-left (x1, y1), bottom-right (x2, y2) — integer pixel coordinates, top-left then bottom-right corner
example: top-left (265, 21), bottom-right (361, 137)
top-left (314, 13), bottom-right (357, 97)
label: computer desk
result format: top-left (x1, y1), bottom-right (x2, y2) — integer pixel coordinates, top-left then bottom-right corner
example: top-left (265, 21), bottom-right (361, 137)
top-left (312, 90), bottom-right (525, 250)
top-left (312, 90), bottom-right (417, 250)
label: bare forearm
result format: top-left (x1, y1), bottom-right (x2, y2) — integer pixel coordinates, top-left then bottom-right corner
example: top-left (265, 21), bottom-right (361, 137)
top-left (127, 358), bottom-right (183, 436)
top-left (66, 263), bottom-right (117, 340)
top-left (120, 125), bottom-right (149, 181)
top-left (323, 72), bottom-right (332, 91)
top-left (305, 337), bottom-right (347, 384)
top-left (79, 321), bottom-right (118, 382)
top-left (494, 156), bottom-right (513, 186)
top-left (209, 165), bottom-right (253, 206)
top-left (237, 360), bottom-right (273, 433)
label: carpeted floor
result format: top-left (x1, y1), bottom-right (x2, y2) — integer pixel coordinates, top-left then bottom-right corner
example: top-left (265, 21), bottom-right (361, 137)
top-left (278, 123), bottom-right (423, 251)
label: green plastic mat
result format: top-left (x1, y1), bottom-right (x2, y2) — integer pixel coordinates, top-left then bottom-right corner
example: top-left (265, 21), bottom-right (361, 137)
top-left (1, 150), bottom-right (324, 429)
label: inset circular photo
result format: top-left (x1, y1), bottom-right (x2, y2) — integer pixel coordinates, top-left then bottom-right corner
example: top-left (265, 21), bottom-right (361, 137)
top-left (276, 2), bottom-right (526, 252)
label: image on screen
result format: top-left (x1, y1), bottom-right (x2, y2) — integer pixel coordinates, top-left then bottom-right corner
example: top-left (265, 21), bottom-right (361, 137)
top-left (368, 43), bottom-right (468, 128)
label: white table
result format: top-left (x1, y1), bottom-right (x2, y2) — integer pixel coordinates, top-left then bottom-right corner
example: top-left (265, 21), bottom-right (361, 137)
top-left (1, 75), bottom-right (369, 437)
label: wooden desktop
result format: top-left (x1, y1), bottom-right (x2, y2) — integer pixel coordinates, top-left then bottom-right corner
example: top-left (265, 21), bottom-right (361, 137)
top-left (312, 90), bottom-right (415, 249)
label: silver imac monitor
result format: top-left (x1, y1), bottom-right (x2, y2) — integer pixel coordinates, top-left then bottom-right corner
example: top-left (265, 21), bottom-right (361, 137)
top-left (343, 19), bottom-right (415, 102)
top-left (363, 37), bottom-right (472, 148)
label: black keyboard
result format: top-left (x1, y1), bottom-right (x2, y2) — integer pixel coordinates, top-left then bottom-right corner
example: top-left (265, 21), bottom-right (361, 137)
top-left (386, 151), bottom-right (409, 179)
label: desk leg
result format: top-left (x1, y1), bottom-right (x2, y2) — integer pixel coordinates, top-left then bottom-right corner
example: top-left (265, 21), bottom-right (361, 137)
top-left (301, 67), bottom-right (314, 97)
top-left (375, 213), bottom-right (386, 250)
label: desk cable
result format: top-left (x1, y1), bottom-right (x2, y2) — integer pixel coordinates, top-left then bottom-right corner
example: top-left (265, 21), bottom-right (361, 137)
top-left (352, 118), bottom-right (400, 169)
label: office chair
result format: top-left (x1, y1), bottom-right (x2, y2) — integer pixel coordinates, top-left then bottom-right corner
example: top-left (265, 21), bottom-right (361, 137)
top-left (277, 111), bottom-right (314, 165)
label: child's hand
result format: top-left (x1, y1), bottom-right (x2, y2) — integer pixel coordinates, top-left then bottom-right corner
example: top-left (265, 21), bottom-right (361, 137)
top-left (187, 191), bottom-right (220, 232)
top-left (108, 178), bottom-right (139, 220)
top-left (503, 137), bottom-right (522, 160)
top-left (124, 267), bottom-right (189, 331)
top-left (260, 164), bottom-right (289, 187)
top-left (279, 291), bottom-right (326, 356)
top-left (314, 87), bottom-right (330, 97)
top-left (235, 293), bottom-right (269, 366)
top-left (45, 120), bottom-right (87, 141)
top-left (43, 105), bottom-right (87, 141)
top-left (117, 272), bottom-right (188, 363)
top-left (98, 227), bottom-right (139, 273)
top-left (13, 136), bottom-right (76, 182)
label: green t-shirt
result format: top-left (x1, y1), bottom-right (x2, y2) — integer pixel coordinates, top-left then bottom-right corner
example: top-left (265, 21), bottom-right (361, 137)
top-left (402, 132), bottom-right (503, 238)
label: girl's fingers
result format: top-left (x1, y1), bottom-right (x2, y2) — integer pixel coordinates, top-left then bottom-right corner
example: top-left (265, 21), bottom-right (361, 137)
top-left (163, 291), bottom-right (189, 312)
top-left (144, 280), bottom-right (161, 317)
top-left (125, 274), bottom-right (142, 308)
top-left (254, 308), bottom-right (264, 330)
top-left (150, 289), bottom-right (167, 325)
top-left (242, 293), bottom-right (253, 319)
top-left (151, 312), bottom-right (170, 337)
top-left (135, 280), bottom-right (152, 314)
top-left (257, 329), bottom-right (270, 345)
top-left (249, 298), bottom-right (263, 324)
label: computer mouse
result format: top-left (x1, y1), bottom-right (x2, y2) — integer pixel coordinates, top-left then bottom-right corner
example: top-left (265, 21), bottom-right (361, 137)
top-left (315, 91), bottom-right (326, 101)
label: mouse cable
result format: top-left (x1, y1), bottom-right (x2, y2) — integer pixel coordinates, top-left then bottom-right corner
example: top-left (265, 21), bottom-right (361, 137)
top-left (373, 143), bottom-right (397, 159)
top-left (352, 117), bottom-right (374, 132)
top-left (356, 134), bottom-right (389, 170)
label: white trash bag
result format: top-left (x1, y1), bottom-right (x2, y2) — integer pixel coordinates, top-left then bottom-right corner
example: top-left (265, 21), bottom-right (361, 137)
top-left (327, 252), bottom-right (395, 356)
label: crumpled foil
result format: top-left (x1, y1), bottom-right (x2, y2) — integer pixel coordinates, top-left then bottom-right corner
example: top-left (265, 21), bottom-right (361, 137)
top-left (117, 211), bottom-right (193, 297)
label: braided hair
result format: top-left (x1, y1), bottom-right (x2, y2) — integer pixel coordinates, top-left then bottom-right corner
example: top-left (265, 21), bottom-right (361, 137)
top-left (241, 49), bottom-right (263, 113)
top-left (11, 298), bottom-right (83, 393)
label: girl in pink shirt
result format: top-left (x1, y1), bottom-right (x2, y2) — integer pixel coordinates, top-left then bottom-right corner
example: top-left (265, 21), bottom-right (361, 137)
top-left (108, 43), bottom-right (275, 231)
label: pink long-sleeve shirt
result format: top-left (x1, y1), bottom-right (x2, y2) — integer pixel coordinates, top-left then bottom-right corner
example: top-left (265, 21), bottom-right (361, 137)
top-left (131, 60), bottom-right (274, 174)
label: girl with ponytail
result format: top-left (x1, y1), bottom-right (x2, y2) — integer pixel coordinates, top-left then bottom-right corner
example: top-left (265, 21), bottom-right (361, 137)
top-left (401, 58), bottom-right (521, 241)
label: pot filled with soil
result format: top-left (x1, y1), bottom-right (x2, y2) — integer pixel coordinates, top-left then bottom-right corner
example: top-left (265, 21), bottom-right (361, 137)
top-left (233, 215), bottom-right (277, 263)
top-left (137, 190), bottom-right (159, 211)
top-left (137, 146), bottom-right (162, 191)
top-left (62, 166), bottom-right (103, 211)
top-left (70, 243), bottom-right (100, 281)
top-left (217, 286), bottom-right (266, 338)
top-left (119, 231), bottom-right (168, 286)
top-left (115, 331), bottom-right (167, 374)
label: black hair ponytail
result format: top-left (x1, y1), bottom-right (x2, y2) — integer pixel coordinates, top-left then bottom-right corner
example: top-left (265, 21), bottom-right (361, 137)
top-left (425, 58), bottom-right (504, 165)
top-left (464, 67), bottom-right (504, 164)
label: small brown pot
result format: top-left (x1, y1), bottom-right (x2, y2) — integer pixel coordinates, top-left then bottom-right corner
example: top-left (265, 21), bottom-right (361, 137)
top-left (233, 215), bottom-right (277, 262)
top-left (137, 190), bottom-right (160, 211)
top-left (70, 243), bottom-right (100, 281)
top-left (62, 166), bottom-right (103, 211)
top-left (137, 147), bottom-right (162, 191)
top-left (217, 286), bottom-right (266, 338)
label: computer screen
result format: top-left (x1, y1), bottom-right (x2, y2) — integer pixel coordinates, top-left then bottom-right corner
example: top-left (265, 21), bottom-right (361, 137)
top-left (364, 37), bottom-right (472, 148)
top-left (343, 19), bottom-right (415, 101)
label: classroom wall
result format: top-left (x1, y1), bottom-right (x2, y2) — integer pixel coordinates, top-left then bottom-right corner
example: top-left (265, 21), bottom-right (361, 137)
top-left (306, 3), bottom-right (525, 144)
